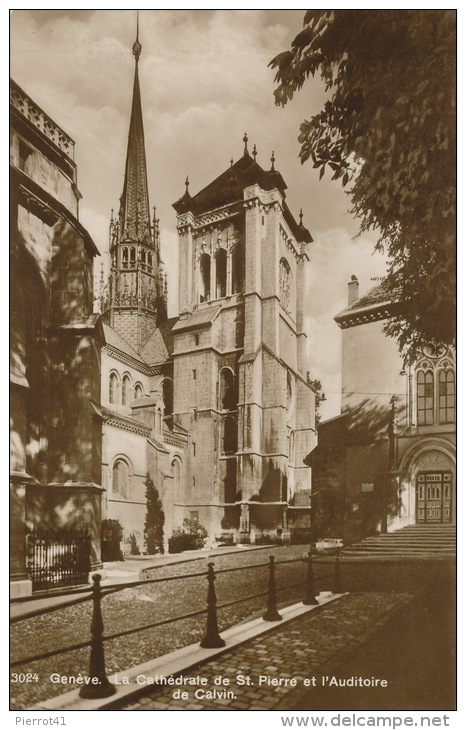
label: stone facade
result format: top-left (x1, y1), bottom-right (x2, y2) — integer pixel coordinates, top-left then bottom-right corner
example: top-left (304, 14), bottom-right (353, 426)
top-left (98, 37), bottom-right (317, 549)
top-left (10, 80), bottom-right (103, 596)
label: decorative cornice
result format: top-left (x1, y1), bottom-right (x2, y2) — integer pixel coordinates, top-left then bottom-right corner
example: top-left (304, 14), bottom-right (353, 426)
top-left (336, 304), bottom-right (396, 328)
top-left (105, 414), bottom-right (152, 436)
top-left (17, 184), bottom-right (59, 226)
top-left (10, 79), bottom-right (74, 159)
top-left (177, 201), bottom-right (241, 231)
top-left (102, 344), bottom-right (161, 376)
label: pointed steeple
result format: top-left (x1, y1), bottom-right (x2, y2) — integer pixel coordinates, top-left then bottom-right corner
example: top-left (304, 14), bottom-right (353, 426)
top-left (119, 17), bottom-right (151, 244)
top-left (102, 16), bottom-right (167, 350)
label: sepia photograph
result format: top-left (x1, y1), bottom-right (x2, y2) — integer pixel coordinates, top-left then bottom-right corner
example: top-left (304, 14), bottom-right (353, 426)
top-left (9, 7), bottom-right (456, 720)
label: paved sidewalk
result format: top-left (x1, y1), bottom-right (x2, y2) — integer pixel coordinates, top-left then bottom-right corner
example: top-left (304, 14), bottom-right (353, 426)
top-left (115, 591), bottom-right (413, 711)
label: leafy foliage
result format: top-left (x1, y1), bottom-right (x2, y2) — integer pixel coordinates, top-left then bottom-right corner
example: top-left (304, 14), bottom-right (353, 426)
top-left (144, 473), bottom-right (165, 554)
top-left (307, 376), bottom-right (327, 424)
top-left (168, 518), bottom-right (208, 554)
top-left (129, 533), bottom-right (141, 555)
top-left (270, 10), bottom-right (456, 359)
top-left (101, 519), bottom-right (124, 562)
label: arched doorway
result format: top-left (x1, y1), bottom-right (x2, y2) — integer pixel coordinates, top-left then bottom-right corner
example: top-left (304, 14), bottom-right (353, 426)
top-left (400, 441), bottom-right (456, 525)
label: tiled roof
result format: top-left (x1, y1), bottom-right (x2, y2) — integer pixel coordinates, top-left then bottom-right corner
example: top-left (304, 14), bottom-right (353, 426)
top-left (102, 323), bottom-right (142, 360)
top-left (173, 152), bottom-right (312, 244)
top-left (172, 306), bottom-right (221, 332)
top-left (335, 279), bottom-right (401, 326)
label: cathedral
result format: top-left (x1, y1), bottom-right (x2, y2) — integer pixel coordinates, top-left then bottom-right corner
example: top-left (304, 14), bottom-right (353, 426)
top-left (98, 31), bottom-right (316, 551)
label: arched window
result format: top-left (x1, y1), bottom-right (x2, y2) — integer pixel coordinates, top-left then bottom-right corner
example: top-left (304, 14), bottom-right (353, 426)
top-left (438, 368), bottom-right (455, 423)
top-left (162, 378), bottom-right (174, 417)
top-left (112, 459), bottom-right (129, 499)
top-left (417, 370), bottom-right (434, 425)
top-left (122, 248), bottom-right (128, 267)
top-left (216, 248), bottom-right (227, 299)
top-left (122, 374), bottom-right (131, 406)
top-left (172, 458), bottom-right (182, 502)
top-left (109, 372), bottom-right (119, 405)
top-left (147, 252), bottom-right (153, 271)
top-left (134, 382), bottom-right (144, 399)
top-left (219, 368), bottom-right (237, 410)
top-left (231, 243), bottom-right (244, 293)
top-left (199, 254), bottom-right (211, 302)
top-left (223, 416), bottom-right (238, 454)
top-left (130, 247), bottom-right (136, 266)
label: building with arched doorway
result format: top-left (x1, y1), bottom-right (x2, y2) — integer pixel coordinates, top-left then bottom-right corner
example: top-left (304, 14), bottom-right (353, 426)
top-left (308, 276), bottom-right (455, 545)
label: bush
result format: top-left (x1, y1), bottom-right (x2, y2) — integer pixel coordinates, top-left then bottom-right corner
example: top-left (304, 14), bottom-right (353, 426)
top-left (168, 518), bottom-right (208, 554)
top-left (144, 474), bottom-right (164, 554)
top-left (101, 519), bottom-right (124, 561)
top-left (130, 533), bottom-right (141, 555)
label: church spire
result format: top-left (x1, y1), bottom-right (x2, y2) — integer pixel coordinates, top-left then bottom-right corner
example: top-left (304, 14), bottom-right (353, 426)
top-left (119, 15), bottom-right (151, 244)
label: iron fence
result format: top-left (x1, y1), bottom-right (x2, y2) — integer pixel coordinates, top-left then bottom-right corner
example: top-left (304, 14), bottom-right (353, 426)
top-left (11, 550), bottom-right (341, 701)
top-left (27, 527), bottom-right (91, 592)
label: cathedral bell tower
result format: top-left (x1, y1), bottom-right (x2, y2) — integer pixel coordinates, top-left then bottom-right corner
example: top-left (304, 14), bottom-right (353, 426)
top-left (101, 20), bottom-right (167, 352)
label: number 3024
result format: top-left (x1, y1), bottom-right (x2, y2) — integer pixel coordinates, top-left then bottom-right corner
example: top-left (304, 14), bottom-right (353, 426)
top-left (11, 673), bottom-right (39, 683)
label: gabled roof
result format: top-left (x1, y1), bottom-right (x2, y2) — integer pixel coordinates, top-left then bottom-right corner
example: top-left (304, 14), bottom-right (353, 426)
top-left (102, 323), bottom-right (142, 361)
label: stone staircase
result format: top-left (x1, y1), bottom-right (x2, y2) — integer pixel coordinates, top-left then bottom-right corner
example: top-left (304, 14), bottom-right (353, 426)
top-left (341, 524), bottom-right (456, 558)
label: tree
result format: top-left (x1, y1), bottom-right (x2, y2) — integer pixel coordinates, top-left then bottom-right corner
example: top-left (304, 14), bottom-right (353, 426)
top-left (144, 473), bottom-right (165, 554)
top-left (307, 376), bottom-right (327, 426)
top-left (270, 10), bottom-right (455, 360)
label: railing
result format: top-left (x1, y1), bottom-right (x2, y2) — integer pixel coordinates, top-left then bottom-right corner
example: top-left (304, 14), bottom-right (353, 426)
top-left (27, 527), bottom-right (91, 592)
top-left (10, 551), bottom-right (341, 701)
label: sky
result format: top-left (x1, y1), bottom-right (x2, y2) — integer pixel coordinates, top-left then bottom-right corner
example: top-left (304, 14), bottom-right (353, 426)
top-left (9, 8), bottom-right (389, 420)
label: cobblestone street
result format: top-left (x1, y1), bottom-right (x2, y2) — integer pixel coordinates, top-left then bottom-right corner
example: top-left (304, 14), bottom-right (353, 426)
top-left (118, 592), bottom-right (413, 711)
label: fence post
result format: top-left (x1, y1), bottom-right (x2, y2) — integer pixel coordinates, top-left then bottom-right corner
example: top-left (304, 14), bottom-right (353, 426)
top-left (263, 555), bottom-right (282, 621)
top-left (303, 550), bottom-right (319, 605)
top-left (334, 549), bottom-right (343, 593)
top-left (79, 574), bottom-right (116, 698)
top-left (200, 563), bottom-right (226, 648)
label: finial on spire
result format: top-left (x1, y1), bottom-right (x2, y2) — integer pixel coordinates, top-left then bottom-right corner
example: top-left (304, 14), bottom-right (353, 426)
top-left (185, 175), bottom-right (190, 193)
top-left (243, 132), bottom-right (249, 156)
top-left (132, 10), bottom-right (142, 61)
top-left (230, 157), bottom-right (234, 167)
top-left (270, 151), bottom-right (275, 172)
top-left (252, 144), bottom-right (257, 161)
top-left (299, 208), bottom-right (303, 226)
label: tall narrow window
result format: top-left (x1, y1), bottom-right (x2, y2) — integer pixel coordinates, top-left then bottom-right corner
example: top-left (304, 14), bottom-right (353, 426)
top-left (216, 248), bottom-right (227, 299)
top-left (18, 140), bottom-right (33, 173)
top-left (417, 370), bottom-right (434, 425)
top-left (122, 375), bottom-right (131, 406)
top-left (220, 368), bottom-right (237, 410)
top-left (112, 459), bottom-right (129, 499)
top-left (223, 416), bottom-right (238, 454)
top-left (109, 373), bottom-right (119, 405)
top-left (231, 243), bottom-right (244, 293)
top-left (199, 254), bottom-right (211, 302)
top-left (134, 383), bottom-right (144, 399)
top-left (439, 369), bottom-right (455, 423)
top-left (162, 378), bottom-right (174, 418)
top-left (172, 458), bottom-right (181, 502)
